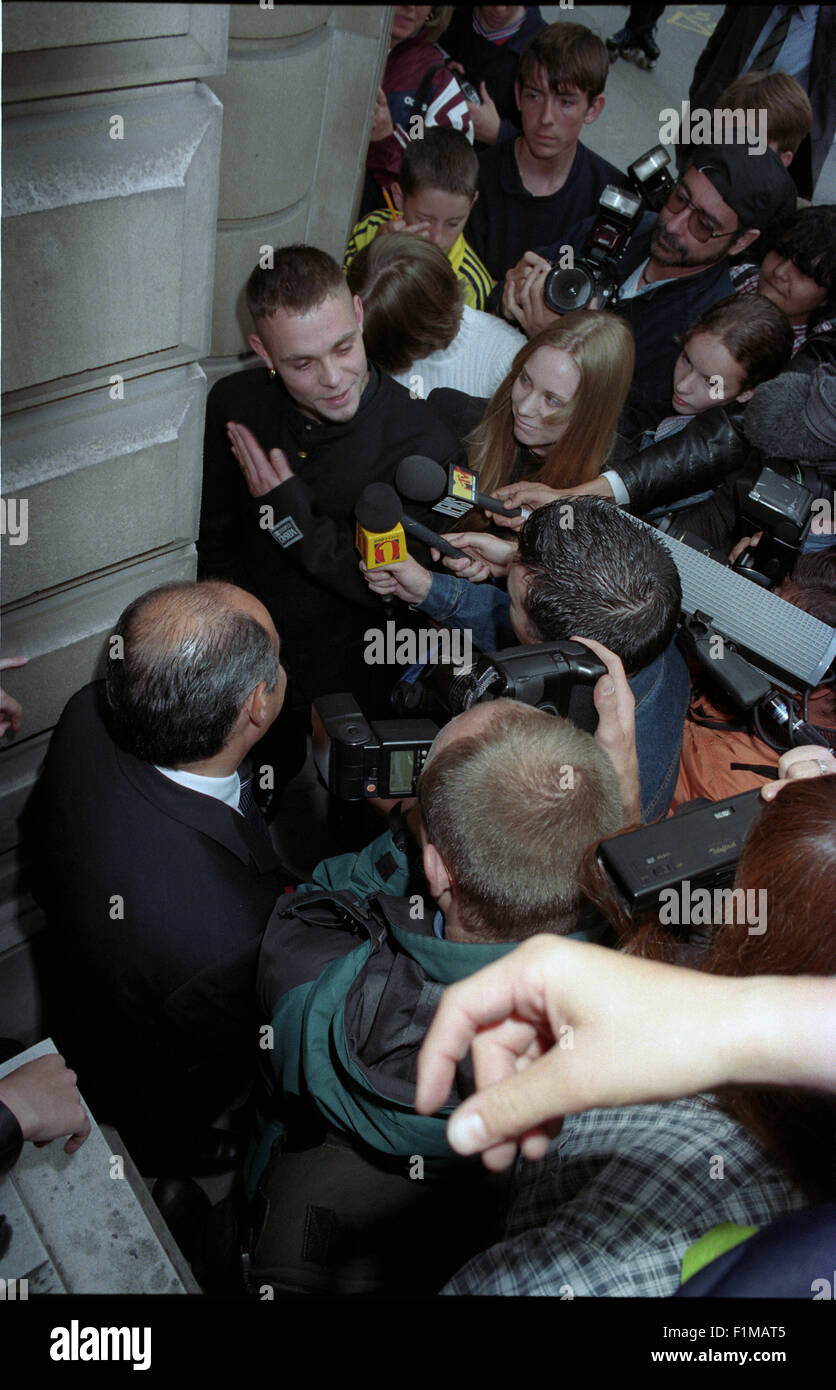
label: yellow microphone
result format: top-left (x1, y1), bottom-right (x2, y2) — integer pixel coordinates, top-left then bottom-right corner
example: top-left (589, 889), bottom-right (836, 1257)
top-left (355, 483), bottom-right (407, 569)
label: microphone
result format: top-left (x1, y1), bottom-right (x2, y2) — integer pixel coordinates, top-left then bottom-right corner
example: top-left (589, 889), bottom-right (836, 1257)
top-left (357, 482), bottom-right (468, 561)
top-left (396, 455), bottom-right (524, 519)
top-left (354, 482), bottom-right (407, 569)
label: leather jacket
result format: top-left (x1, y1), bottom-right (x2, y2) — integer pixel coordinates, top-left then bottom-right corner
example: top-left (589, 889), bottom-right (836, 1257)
top-left (614, 403), bottom-right (751, 517)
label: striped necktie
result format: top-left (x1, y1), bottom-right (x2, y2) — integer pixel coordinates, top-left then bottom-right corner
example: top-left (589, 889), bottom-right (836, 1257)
top-left (749, 6), bottom-right (796, 71)
top-left (238, 769), bottom-right (270, 841)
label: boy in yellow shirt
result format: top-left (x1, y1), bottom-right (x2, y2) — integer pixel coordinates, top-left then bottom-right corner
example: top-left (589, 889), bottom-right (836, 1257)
top-left (345, 127), bottom-right (494, 310)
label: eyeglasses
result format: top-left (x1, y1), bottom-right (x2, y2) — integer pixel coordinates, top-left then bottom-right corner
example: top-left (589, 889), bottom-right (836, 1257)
top-left (665, 181), bottom-right (739, 244)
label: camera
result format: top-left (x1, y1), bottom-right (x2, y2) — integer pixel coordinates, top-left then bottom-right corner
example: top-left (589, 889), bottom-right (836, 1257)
top-left (626, 144), bottom-right (676, 212)
top-left (313, 693), bottom-right (438, 801)
top-left (544, 184), bottom-right (644, 313)
top-left (394, 640), bottom-right (607, 733)
top-left (731, 467), bottom-right (814, 589)
top-left (597, 789), bottom-right (762, 917)
top-left (543, 143), bottom-right (674, 313)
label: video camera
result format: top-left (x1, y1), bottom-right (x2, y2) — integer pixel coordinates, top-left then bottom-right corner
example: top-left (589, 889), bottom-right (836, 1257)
top-left (315, 641), bottom-right (608, 800)
top-left (394, 639), bottom-right (607, 730)
top-left (597, 788), bottom-right (762, 919)
top-left (544, 144), bottom-right (674, 313)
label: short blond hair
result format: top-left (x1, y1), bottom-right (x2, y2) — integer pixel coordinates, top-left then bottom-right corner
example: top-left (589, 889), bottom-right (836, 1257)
top-left (418, 700), bottom-right (622, 941)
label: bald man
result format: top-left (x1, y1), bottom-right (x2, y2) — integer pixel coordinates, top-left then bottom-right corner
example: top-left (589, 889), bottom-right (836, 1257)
top-left (26, 581), bottom-right (292, 1175)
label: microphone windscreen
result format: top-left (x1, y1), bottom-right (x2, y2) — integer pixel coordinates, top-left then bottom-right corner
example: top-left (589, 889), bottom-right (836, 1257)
top-left (355, 482), bottom-right (402, 532)
top-left (396, 455), bottom-right (447, 503)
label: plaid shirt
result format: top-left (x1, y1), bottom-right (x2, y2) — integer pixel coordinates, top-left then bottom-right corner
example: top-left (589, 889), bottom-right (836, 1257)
top-left (442, 1096), bottom-right (805, 1297)
top-left (730, 263), bottom-right (834, 353)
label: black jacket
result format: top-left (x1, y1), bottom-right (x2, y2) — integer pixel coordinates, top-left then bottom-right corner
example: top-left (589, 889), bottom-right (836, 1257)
top-left (615, 402), bottom-right (751, 516)
top-left (467, 137), bottom-right (624, 282)
top-left (689, 4), bottom-right (836, 198)
top-left (614, 332), bottom-right (836, 517)
top-left (199, 364), bottom-right (464, 707)
top-left (25, 682), bottom-right (291, 1149)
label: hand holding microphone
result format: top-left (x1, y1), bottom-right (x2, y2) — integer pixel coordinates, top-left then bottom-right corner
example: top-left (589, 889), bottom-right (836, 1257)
top-left (430, 531), bottom-right (519, 581)
top-left (355, 482), bottom-right (466, 606)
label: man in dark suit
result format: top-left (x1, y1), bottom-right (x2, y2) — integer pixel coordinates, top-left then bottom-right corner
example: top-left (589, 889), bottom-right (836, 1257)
top-left (26, 581), bottom-right (292, 1174)
top-left (688, 4), bottom-right (836, 199)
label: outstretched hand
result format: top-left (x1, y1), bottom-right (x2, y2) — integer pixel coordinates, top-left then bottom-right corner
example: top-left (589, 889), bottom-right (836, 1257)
top-left (360, 554), bottom-right (432, 606)
top-left (227, 421), bottom-right (294, 497)
top-left (0, 1053), bottom-right (91, 1155)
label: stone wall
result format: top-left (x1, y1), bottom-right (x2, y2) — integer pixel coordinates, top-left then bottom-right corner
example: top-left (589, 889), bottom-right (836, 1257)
top-left (0, 3), bottom-right (391, 1041)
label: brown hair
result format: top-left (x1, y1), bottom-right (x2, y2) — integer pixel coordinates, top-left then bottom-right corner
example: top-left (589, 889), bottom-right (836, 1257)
top-left (682, 293), bottom-right (793, 392)
top-left (346, 233), bottom-right (464, 372)
top-left (517, 21), bottom-right (609, 103)
top-left (399, 126), bottom-right (479, 201)
top-left (705, 777), bottom-right (836, 1202)
top-left (716, 70), bottom-right (813, 156)
top-left (245, 244), bottom-right (346, 322)
top-left (465, 311), bottom-right (634, 498)
top-left (417, 701), bottom-right (622, 942)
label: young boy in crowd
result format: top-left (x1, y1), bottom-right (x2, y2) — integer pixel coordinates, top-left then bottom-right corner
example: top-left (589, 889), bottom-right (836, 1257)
top-left (714, 69), bottom-right (813, 175)
top-left (464, 21), bottom-right (623, 281)
top-left (345, 127), bottom-right (494, 310)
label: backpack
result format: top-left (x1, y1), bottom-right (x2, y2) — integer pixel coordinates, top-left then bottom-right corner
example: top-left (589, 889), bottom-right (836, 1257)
top-left (244, 889), bottom-right (512, 1295)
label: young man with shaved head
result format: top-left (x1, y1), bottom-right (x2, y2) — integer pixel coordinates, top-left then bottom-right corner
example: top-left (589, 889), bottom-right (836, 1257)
top-left (198, 244), bottom-right (466, 796)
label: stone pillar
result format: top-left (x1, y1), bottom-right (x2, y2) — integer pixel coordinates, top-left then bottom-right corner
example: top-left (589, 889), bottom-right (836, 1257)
top-left (0, 4), bottom-right (392, 1045)
top-left (0, 4), bottom-right (228, 1040)
top-left (204, 4), bottom-right (392, 381)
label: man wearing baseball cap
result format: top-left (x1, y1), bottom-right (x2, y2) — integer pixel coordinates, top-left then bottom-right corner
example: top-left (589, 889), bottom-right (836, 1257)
top-left (496, 142), bottom-right (797, 445)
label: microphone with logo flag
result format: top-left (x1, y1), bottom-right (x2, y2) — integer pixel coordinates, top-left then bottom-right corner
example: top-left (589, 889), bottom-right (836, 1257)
top-left (395, 455), bottom-right (527, 520)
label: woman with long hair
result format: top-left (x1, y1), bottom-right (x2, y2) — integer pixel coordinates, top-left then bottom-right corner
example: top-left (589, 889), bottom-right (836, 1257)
top-left (431, 309), bottom-right (635, 503)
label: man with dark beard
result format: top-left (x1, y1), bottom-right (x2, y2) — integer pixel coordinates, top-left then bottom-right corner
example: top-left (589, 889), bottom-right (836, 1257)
top-left (495, 142), bottom-right (796, 443)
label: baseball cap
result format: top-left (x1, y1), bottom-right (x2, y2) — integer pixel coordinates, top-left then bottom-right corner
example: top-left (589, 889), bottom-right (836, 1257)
top-left (686, 143), bottom-right (797, 230)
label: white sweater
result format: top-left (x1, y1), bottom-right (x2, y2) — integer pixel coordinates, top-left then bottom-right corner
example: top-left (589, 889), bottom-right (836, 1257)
top-left (391, 305), bottom-right (526, 401)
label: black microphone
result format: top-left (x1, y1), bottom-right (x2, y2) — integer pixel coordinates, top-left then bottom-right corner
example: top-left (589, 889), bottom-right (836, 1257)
top-left (359, 481), bottom-right (468, 560)
top-left (396, 455), bottom-right (524, 519)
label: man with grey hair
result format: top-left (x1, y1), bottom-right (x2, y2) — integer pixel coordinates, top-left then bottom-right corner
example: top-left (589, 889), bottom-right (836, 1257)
top-left (27, 581), bottom-right (292, 1175)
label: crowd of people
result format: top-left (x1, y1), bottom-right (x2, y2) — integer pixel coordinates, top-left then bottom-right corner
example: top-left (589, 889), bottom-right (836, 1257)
top-left (7, 6), bottom-right (836, 1300)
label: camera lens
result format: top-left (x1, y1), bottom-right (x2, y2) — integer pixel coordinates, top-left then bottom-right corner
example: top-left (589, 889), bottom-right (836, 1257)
top-left (544, 265), bottom-right (595, 313)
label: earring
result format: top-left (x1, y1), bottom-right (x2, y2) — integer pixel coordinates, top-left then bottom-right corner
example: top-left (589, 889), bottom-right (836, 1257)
top-left (269, 368), bottom-right (276, 379)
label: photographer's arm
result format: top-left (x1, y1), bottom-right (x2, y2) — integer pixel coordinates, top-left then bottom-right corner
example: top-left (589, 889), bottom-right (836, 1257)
top-left (613, 404), bottom-right (750, 517)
